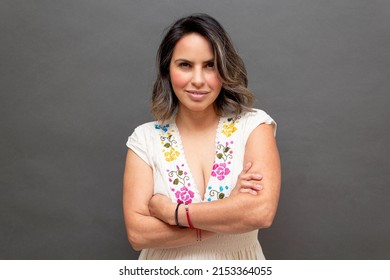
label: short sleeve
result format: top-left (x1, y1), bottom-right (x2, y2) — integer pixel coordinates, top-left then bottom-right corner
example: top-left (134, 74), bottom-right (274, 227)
top-left (242, 109), bottom-right (277, 141)
top-left (126, 125), bottom-right (151, 166)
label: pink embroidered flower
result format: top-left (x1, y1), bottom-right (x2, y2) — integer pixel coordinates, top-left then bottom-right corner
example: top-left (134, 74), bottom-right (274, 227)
top-left (175, 186), bottom-right (195, 204)
top-left (211, 163), bottom-right (231, 180)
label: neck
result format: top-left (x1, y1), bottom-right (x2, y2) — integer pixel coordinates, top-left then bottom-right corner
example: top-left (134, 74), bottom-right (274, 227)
top-left (175, 107), bottom-right (219, 132)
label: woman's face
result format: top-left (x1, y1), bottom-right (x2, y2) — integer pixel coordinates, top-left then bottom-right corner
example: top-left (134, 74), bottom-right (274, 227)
top-left (169, 33), bottom-right (222, 115)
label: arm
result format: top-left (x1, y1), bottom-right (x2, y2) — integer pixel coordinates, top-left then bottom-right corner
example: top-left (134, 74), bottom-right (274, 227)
top-left (149, 123), bottom-right (281, 234)
top-left (122, 149), bottom-right (215, 251)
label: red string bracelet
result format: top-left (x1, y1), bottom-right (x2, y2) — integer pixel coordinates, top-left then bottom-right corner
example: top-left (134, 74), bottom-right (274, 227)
top-left (196, 229), bottom-right (202, 242)
top-left (184, 203), bottom-right (195, 229)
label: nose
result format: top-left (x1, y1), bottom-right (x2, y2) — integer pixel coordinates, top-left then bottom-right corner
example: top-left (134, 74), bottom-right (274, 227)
top-left (191, 67), bottom-right (205, 88)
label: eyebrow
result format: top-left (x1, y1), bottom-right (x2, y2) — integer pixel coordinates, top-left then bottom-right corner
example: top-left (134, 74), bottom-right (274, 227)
top-left (174, 58), bottom-right (214, 63)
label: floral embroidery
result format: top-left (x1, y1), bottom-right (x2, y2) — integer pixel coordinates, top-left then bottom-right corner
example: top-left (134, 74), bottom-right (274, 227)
top-left (216, 141), bottom-right (234, 162)
top-left (168, 165), bottom-right (194, 204)
top-left (207, 116), bottom-right (240, 199)
top-left (207, 185), bottom-right (229, 201)
top-left (154, 123), bottom-right (169, 132)
top-left (221, 116), bottom-right (240, 137)
top-left (155, 124), bottom-right (181, 162)
top-left (175, 186), bottom-right (195, 204)
top-left (154, 114), bottom-right (241, 203)
top-left (164, 147), bottom-right (180, 162)
top-left (211, 163), bottom-right (231, 180)
top-left (211, 140), bottom-right (233, 181)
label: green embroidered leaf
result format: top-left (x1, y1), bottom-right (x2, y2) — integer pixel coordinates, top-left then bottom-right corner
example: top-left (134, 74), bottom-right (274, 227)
top-left (224, 147), bottom-right (230, 153)
top-left (217, 153), bottom-right (223, 159)
top-left (218, 193), bottom-right (225, 199)
top-left (173, 179), bottom-right (179, 185)
top-left (164, 143), bottom-right (171, 148)
top-left (178, 170), bottom-right (183, 176)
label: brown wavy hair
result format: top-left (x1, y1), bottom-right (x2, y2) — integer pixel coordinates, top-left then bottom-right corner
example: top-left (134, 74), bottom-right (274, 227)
top-left (151, 13), bottom-right (254, 122)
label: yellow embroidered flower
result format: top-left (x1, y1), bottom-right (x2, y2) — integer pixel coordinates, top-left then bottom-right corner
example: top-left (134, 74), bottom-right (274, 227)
top-left (221, 123), bottom-right (237, 137)
top-left (164, 147), bottom-right (180, 162)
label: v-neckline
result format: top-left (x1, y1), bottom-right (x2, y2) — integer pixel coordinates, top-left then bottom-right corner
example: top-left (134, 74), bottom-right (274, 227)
top-left (172, 116), bottom-right (223, 201)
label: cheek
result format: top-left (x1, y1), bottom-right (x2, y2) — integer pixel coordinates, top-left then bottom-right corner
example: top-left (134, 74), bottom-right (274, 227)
top-left (170, 70), bottom-right (190, 89)
top-left (206, 73), bottom-right (222, 91)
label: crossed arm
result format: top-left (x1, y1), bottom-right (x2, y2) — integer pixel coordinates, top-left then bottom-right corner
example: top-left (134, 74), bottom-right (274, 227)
top-left (123, 124), bottom-right (280, 251)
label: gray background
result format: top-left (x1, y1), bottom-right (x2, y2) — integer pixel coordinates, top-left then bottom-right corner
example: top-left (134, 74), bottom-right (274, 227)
top-left (1, 0), bottom-right (389, 259)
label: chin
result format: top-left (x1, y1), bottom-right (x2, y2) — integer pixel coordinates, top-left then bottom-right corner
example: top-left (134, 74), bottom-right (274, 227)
top-left (185, 103), bottom-right (215, 113)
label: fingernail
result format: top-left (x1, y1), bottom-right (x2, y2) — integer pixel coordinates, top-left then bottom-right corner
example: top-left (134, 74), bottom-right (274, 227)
top-left (256, 185), bottom-right (263, 190)
top-left (256, 174), bottom-right (262, 179)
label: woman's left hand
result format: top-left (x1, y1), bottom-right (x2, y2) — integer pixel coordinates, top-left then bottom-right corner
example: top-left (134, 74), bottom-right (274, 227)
top-left (230, 162), bottom-right (264, 196)
top-left (149, 194), bottom-right (176, 225)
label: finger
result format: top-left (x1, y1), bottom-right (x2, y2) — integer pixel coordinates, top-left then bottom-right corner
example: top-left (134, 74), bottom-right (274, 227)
top-left (239, 188), bottom-right (258, 195)
top-left (239, 172), bottom-right (263, 182)
top-left (242, 162), bottom-right (252, 173)
top-left (239, 182), bottom-right (264, 191)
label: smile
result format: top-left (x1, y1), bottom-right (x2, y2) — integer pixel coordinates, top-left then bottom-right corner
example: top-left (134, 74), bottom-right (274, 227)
top-left (186, 90), bottom-right (208, 95)
top-left (186, 90), bottom-right (208, 101)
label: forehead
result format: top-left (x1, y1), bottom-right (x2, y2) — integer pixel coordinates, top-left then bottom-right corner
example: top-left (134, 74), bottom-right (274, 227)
top-left (171, 33), bottom-right (214, 60)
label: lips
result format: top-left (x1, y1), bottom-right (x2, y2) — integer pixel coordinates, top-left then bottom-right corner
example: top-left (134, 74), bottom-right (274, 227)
top-left (186, 90), bottom-right (208, 95)
top-left (186, 90), bottom-right (208, 101)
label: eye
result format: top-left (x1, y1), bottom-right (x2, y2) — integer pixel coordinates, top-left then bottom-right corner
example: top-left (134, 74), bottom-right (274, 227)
top-left (178, 62), bottom-right (191, 68)
top-left (205, 61), bottom-right (215, 69)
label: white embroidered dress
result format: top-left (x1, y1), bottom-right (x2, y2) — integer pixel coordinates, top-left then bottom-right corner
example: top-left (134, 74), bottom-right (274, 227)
top-left (126, 109), bottom-right (276, 259)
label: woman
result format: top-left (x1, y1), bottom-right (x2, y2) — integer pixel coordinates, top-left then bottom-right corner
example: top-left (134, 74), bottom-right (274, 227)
top-left (123, 13), bottom-right (280, 259)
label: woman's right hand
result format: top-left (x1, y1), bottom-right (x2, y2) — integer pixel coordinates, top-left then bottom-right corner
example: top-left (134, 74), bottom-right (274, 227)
top-left (231, 162), bottom-right (264, 196)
